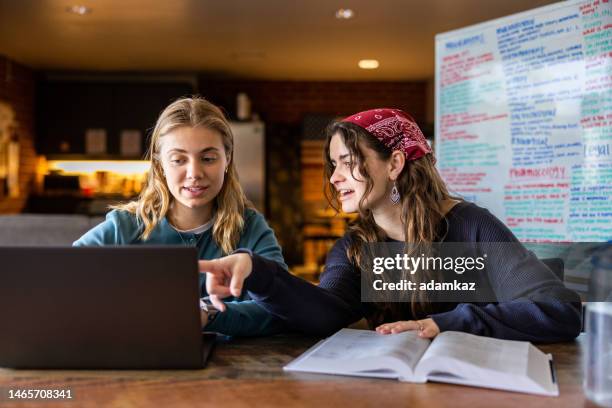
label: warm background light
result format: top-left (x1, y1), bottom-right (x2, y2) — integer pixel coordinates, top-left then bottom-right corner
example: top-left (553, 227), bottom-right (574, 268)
top-left (66, 5), bottom-right (92, 15)
top-left (358, 59), bottom-right (379, 69)
top-left (335, 9), bottom-right (354, 19)
top-left (41, 160), bottom-right (150, 196)
top-left (47, 160), bottom-right (149, 175)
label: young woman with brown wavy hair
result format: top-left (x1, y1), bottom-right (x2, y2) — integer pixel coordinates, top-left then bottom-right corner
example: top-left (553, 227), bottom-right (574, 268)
top-left (75, 96), bottom-right (286, 337)
top-left (201, 108), bottom-right (582, 342)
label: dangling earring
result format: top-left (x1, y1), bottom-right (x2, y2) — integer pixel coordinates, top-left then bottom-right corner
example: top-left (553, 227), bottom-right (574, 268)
top-left (390, 181), bottom-right (400, 204)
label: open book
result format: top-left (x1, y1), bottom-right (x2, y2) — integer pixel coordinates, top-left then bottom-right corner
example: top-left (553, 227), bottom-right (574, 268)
top-left (284, 328), bottom-right (558, 396)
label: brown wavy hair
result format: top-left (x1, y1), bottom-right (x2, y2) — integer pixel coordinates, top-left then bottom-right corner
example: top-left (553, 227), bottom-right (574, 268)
top-left (113, 96), bottom-right (249, 254)
top-left (324, 121), bottom-right (459, 327)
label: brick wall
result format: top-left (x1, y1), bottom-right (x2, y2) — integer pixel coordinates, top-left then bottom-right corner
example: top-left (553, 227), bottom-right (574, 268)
top-left (0, 56), bottom-right (36, 213)
top-left (199, 79), bottom-right (428, 264)
top-left (199, 80), bottom-right (427, 124)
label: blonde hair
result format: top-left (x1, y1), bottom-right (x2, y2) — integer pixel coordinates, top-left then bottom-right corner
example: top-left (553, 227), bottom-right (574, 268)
top-left (114, 96), bottom-right (249, 254)
top-left (324, 121), bottom-right (459, 326)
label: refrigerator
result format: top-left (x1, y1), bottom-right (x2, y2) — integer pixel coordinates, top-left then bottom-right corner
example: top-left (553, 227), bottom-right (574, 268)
top-left (229, 121), bottom-right (265, 212)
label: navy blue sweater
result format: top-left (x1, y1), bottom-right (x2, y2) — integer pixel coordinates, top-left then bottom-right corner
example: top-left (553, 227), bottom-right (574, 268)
top-left (245, 202), bottom-right (582, 342)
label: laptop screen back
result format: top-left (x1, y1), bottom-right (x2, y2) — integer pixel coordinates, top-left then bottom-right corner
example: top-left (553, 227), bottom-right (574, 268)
top-left (0, 246), bottom-right (205, 369)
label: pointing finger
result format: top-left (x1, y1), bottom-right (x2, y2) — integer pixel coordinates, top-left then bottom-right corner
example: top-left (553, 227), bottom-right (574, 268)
top-left (199, 259), bottom-right (222, 274)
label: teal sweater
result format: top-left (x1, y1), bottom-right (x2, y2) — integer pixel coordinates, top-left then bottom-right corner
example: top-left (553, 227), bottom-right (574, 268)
top-left (73, 207), bottom-right (287, 337)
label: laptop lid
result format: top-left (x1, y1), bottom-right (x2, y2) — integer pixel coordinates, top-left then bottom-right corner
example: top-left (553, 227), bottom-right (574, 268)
top-left (0, 246), bottom-right (212, 369)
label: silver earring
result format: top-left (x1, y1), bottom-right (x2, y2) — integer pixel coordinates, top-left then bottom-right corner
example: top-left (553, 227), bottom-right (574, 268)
top-left (390, 182), bottom-right (400, 204)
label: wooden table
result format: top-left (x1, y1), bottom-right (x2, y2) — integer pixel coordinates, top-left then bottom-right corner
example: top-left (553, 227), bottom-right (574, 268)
top-left (0, 333), bottom-right (598, 408)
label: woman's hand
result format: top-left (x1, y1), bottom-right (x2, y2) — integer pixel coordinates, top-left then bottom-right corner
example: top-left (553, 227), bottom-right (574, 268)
top-left (199, 253), bottom-right (253, 312)
top-left (375, 318), bottom-right (440, 339)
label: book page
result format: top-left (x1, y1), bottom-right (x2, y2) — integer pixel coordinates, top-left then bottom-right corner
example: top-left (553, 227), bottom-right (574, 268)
top-left (420, 331), bottom-right (529, 375)
top-left (285, 328), bottom-right (431, 380)
top-left (415, 331), bottom-right (557, 396)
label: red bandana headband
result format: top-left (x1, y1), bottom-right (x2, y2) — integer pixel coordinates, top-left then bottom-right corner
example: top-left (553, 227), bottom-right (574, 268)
top-left (341, 108), bottom-right (432, 161)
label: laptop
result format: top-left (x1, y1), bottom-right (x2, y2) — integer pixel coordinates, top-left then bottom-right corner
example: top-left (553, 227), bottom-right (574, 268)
top-left (0, 246), bottom-right (215, 369)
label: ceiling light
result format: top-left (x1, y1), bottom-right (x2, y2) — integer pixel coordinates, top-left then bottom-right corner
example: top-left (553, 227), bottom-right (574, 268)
top-left (66, 5), bottom-right (92, 15)
top-left (335, 9), bottom-right (354, 19)
top-left (358, 59), bottom-right (379, 69)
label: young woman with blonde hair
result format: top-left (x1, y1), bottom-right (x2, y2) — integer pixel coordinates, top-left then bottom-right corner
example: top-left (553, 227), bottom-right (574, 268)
top-left (75, 96), bottom-right (286, 336)
top-left (201, 108), bottom-right (582, 342)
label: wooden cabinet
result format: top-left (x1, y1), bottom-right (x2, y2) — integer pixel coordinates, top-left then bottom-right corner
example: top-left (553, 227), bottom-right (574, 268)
top-left (36, 80), bottom-right (194, 156)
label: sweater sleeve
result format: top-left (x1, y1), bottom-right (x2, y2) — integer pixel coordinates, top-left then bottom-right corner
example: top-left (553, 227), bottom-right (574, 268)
top-left (244, 236), bottom-right (365, 336)
top-left (204, 209), bottom-right (290, 336)
top-left (204, 300), bottom-right (286, 336)
top-left (431, 207), bottom-right (582, 343)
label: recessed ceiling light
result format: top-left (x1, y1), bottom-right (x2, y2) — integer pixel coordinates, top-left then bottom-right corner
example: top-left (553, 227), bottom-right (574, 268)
top-left (358, 59), bottom-right (379, 69)
top-left (335, 8), bottom-right (354, 19)
top-left (66, 5), bottom-right (92, 15)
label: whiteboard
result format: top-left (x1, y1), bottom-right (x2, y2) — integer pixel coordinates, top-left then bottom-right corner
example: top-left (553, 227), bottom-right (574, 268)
top-left (435, 0), bottom-right (611, 242)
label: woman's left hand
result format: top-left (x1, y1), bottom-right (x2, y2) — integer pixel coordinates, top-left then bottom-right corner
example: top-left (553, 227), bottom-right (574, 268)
top-left (375, 318), bottom-right (440, 339)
